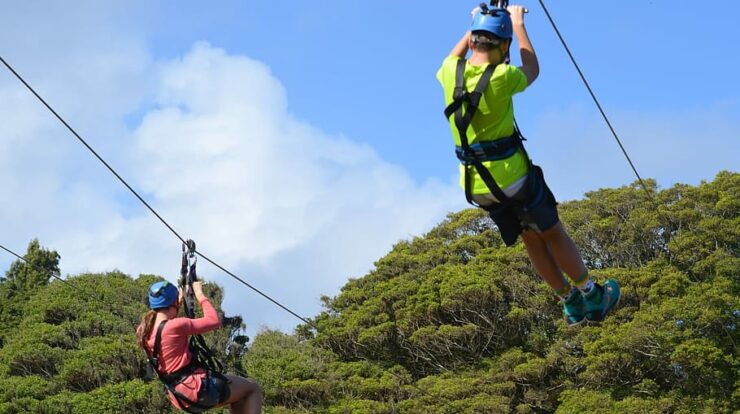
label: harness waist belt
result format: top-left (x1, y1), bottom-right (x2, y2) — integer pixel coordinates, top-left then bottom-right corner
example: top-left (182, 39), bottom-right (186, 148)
top-left (160, 361), bottom-right (203, 385)
top-left (455, 134), bottom-right (520, 164)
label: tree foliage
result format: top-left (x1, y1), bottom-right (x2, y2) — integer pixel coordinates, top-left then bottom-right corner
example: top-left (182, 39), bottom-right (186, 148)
top-left (0, 172), bottom-right (737, 413)
top-left (259, 172), bottom-right (738, 413)
top-left (0, 243), bottom-right (246, 414)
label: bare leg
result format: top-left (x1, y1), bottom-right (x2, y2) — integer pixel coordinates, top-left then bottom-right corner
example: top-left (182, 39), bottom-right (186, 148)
top-left (222, 375), bottom-right (262, 414)
top-left (521, 229), bottom-right (569, 294)
top-left (539, 222), bottom-right (588, 283)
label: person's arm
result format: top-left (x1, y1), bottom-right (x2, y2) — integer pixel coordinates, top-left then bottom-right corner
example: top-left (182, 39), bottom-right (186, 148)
top-left (508, 5), bottom-right (539, 85)
top-left (449, 31), bottom-right (471, 58)
top-left (449, 6), bottom-right (488, 58)
top-left (170, 282), bottom-right (221, 335)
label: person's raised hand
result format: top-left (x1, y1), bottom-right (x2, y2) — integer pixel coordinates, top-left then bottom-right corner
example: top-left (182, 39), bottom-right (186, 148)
top-left (192, 281), bottom-right (206, 301)
top-left (507, 5), bottom-right (527, 25)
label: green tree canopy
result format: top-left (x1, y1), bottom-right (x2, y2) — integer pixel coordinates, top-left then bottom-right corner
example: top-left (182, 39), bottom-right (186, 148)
top-left (0, 172), bottom-right (737, 413)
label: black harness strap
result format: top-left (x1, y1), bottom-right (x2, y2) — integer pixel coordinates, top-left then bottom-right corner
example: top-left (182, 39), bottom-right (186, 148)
top-left (445, 59), bottom-right (510, 206)
top-left (151, 320), bottom-right (166, 371)
top-left (444, 58), bottom-right (531, 208)
top-left (143, 241), bottom-right (233, 412)
top-left (181, 242), bottom-right (197, 319)
top-left (443, 59), bottom-right (471, 119)
top-left (148, 320), bottom-right (214, 413)
top-left (179, 240), bottom-right (225, 376)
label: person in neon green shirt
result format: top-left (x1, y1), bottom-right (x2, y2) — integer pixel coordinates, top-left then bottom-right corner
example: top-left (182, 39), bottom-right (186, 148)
top-left (437, 51), bottom-right (530, 194)
top-left (437, 4), bottom-right (620, 325)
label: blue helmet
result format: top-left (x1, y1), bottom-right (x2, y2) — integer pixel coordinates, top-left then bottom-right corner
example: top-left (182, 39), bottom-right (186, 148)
top-left (148, 281), bottom-right (179, 310)
top-left (471, 8), bottom-right (512, 39)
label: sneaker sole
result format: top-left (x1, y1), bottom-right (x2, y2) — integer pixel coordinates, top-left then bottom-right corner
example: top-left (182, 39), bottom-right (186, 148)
top-left (563, 314), bottom-right (586, 327)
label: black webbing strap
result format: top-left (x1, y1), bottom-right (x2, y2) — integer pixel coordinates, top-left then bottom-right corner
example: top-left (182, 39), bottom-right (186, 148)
top-left (152, 320), bottom-right (167, 368)
top-left (445, 59), bottom-right (510, 205)
top-left (149, 320), bottom-right (214, 413)
top-left (455, 135), bottom-right (520, 163)
top-left (181, 241), bottom-right (196, 319)
top-left (178, 240), bottom-right (225, 375)
top-left (189, 333), bottom-right (225, 375)
top-left (443, 59), bottom-right (470, 119)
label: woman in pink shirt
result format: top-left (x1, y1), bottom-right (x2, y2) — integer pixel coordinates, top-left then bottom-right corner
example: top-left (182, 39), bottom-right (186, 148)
top-left (136, 280), bottom-right (262, 413)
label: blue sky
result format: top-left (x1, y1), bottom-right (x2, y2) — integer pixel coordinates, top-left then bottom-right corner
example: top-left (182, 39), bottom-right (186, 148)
top-left (1, 1), bottom-right (738, 335)
top-left (134, 0), bottom-right (740, 191)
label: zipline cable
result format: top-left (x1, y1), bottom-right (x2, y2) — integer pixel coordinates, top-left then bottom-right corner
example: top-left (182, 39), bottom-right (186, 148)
top-left (0, 242), bottom-right (136, 318)
top-left (536, 0), bottom-right (655, 200)
top-left (1, 241), bottom-right (451, 411)
top-left (0, 54), bottom-right (451, 408)
top-left (0, 56), bottom-right (187, 246)
top-left (194, 250), bottom-right (313, 327)
top-left (9, 12), bottom-right (635, 405)
top-left (0, 55), bottom-right (313, 328)
top-left (0, 242), bottom-right (252, 375)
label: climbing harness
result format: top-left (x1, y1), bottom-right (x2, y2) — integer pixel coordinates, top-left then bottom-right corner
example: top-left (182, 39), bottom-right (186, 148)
top-left (144, 240), bottom-right (228, 413)
top-left (147, 320), bottom-right (218, 412)
top-left (444, 58), bottom-right (534, 209)
top-left (444, 3), bottom-right (534, 208)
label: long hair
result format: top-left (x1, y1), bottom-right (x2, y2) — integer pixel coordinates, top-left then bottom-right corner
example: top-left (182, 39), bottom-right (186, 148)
top-left (136, 310), bottom-right (158, 351)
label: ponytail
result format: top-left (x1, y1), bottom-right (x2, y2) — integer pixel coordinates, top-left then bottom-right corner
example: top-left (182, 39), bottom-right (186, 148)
top-left (136, 310), bottom-right (158, 350)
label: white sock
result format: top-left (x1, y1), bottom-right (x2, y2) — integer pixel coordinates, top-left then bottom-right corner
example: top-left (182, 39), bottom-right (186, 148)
top-left (578, 279), bottom-right (595, 295)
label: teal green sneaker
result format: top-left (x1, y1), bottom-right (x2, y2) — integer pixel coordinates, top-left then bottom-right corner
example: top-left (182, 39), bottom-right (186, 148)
top-left (582, 279), bottom-right (621, 322)
top-left (563, 288), bottom-right (586, 326)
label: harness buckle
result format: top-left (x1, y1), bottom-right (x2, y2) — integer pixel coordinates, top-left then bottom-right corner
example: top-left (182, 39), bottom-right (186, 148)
top-left (472, 146), bottom-right (487, 159)
top-left (455, 147), bottom-right (485, 165)
top-left (452, 87), bottom-right (467, 101)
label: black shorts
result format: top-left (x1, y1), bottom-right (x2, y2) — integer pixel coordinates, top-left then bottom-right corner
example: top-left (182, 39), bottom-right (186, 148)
top-left (187, 374), bottom-right (231, 413)
top-left (486, 165), bottom-right (559, 247)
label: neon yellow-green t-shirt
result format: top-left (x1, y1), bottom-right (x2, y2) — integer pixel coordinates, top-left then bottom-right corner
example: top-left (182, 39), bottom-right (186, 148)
top-left (437, 55), bottom-right (529, 194)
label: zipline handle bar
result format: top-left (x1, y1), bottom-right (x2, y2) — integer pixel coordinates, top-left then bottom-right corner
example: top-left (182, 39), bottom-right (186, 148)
top-left (485, 1), bottom-right (528, 13)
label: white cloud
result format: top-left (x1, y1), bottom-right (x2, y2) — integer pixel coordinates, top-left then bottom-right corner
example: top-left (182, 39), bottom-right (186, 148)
top-left (129, 43), bottom-right (462, 332)
top-left (525, 102), bottom-right (740, 202)
top-left (3, 2), bottom-right (737, 337)
top-left (0, 0), bottom-right (158, 278)
top-left (1, 39), bottom-right (462, 336)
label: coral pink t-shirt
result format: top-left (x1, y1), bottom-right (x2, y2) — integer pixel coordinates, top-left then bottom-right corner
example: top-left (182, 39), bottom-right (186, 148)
top-left (146, 298), bottom-right (221, 409)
